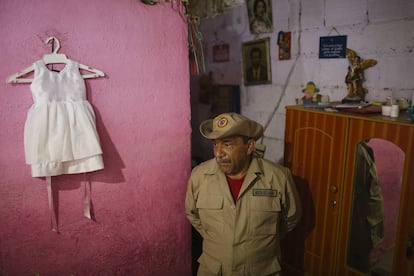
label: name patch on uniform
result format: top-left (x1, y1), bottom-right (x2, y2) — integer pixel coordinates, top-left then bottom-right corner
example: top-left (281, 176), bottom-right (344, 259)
top-left (253, 189), bottom-right (277, 197)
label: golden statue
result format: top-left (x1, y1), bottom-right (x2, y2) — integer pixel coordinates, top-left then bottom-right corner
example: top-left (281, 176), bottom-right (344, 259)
top-left (344, 48), bottom-right (377, 102)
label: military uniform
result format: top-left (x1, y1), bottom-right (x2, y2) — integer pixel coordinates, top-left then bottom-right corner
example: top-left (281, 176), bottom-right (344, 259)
top-left (185, 157), bottom-right (301, 276)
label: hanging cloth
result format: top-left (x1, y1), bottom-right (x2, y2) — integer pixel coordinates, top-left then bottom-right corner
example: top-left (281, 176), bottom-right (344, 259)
top-left (347, 141), bottom-right (384, 272)
top-left (7, 37), bottom-right (104, 232)
top-left (26, 58), bottom-right (104, 231)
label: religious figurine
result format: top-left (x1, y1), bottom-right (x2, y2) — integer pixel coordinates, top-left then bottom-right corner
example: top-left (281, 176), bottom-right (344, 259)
top-left (343, 48), bottom-right (377, 103)
top-left (302, 81), bottom-right (321, 104)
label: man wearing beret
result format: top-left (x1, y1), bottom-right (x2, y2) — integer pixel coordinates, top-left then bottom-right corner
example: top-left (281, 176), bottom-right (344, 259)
top-left (185, 112), bottom-right (302, 276)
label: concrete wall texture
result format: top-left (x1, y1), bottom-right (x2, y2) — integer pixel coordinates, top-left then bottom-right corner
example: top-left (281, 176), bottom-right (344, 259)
top-left (0, 0), bottom-right (192, 275)
top-left (195, 0), bottom-right (414, 163)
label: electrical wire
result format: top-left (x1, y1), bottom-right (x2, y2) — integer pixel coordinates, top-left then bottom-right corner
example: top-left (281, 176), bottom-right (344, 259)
top-left (259, 0), bottom-right (303, 144)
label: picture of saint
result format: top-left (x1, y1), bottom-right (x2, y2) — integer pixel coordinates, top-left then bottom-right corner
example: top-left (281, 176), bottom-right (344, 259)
top-left (247, 0), bottom-right (273, 35)
top-left (278, 31), bottom-right (291, 60)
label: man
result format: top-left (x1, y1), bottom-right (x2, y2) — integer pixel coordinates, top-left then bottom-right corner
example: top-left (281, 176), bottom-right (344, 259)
top-left (185, 112), bottom-right (301, 275)
top-left (245, 47), bottom-right (268, 83)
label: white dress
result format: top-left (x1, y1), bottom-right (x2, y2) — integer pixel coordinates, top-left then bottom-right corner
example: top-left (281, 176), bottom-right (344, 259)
top-left (24, 59), bottom-right (104, 177)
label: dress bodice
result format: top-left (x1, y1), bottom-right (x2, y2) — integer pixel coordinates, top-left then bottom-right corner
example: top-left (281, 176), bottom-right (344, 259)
top-left (30, 60), bottom-right (86, 104)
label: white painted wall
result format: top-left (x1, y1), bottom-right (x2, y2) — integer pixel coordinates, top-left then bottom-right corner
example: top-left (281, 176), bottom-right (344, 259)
top-left (192, 0), bottom-right (414, 163)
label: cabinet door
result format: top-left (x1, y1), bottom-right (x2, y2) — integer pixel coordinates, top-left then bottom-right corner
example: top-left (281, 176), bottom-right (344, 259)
top-left (282, 108), bottom-right (348, 275)
top-left (336, 118), bottom-right (414, 275)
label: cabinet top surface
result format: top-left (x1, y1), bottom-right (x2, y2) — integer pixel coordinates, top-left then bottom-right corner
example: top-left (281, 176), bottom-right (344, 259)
top-left (286, 105), bottom-right (414, 127)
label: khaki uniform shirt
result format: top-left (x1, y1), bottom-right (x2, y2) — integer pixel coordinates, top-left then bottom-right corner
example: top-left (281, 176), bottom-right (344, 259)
top-left (185, 157), bottom-right (301, 276)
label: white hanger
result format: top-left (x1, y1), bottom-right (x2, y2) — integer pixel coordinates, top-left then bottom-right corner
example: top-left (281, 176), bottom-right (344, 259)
top-left (42, 36), bottom-right (69, 64)
top-left (6, 36), bottom-right (105, 84)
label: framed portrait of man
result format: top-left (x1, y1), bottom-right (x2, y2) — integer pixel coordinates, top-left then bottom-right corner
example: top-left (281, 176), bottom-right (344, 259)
top-left (242, 38), bottom-right (272, 86)
top-left (247, 0), bottom-right (273, 34)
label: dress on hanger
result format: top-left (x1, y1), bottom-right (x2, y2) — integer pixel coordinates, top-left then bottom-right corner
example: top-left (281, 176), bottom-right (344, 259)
top-left (24, 59), bottom-right (104, 177)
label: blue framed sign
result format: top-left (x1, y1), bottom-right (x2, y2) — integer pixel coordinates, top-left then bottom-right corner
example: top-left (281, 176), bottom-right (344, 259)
top-left (319, 35), bottom-right (347, 59)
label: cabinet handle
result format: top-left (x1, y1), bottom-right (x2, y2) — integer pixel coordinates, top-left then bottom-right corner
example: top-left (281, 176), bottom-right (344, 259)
top-left (329, 200), bottom-right (337, 208)
top-left (329, 185), bottom-right (338, 193)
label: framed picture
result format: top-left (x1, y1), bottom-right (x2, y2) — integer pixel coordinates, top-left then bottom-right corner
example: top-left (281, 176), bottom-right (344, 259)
top-left (242, 37), bottom-right (272, 86)
top-left (213, 43), bottom-right (230, 62)
top-left (247, 0), bottom-right (273, 35)
top-left (277, 31), bottom-right (291, 60)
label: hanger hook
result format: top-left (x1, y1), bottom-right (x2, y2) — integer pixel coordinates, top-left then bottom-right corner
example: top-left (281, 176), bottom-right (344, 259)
top-left (45, 36), bottom-right (61, 54)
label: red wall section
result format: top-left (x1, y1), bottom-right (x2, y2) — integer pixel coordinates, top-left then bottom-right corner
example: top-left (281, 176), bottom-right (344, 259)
top-left (0, 0), bottom-right (192, 275)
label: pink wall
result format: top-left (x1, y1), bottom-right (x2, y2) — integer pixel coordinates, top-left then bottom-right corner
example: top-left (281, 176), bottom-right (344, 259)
top-left (0, 0), bottom-right (192, 275)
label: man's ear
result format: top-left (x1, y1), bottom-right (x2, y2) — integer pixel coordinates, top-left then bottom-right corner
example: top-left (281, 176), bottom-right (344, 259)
top-left (247, 139), bottom-right (256, 155)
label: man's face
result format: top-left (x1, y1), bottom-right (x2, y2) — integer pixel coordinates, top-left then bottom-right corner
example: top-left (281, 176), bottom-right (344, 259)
top-left (213, 136), bottom-right (255, 178)
top-left (251, 50), bottom-right (262, 66)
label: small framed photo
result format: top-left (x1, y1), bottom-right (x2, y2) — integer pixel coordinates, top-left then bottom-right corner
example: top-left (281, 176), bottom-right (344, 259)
top-left (213, 44), bottom-right (230, 62)
top-left (242, 37), bottom-right (272, 86)
top-left (277, 31), bottom-right (291, 60)
top-left (247, 0), bottom-right (273, 34)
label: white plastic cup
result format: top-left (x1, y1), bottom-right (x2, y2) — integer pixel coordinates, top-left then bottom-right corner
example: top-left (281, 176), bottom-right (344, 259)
top-left (382, 105), bottom-right (391, 116)
top-left (321, 95), bottom-right (330, 103)
top-left (390, 104), bottom-right (399, 118)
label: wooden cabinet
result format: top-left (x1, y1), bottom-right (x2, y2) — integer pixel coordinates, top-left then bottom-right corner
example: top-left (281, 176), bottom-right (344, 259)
top-left (281, 106), bottom-right (414, 275)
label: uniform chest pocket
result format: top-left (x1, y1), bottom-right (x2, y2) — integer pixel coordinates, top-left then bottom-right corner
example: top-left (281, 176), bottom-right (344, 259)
top-left (250, 196), bottom-right (281, 235)
top-left (196, 195), bottom-right (224, 233)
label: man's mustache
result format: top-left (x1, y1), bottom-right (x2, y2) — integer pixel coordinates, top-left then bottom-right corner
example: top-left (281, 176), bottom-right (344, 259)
top-left (216, 158), bottom-right (230, 163)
